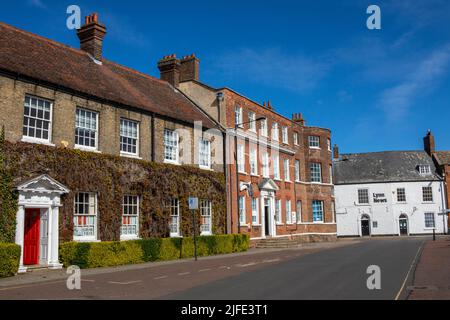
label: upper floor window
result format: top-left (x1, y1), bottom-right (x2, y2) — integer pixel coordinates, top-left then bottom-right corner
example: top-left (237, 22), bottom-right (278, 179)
top-left (248, 112), bottom-right (256, 132)
top-left (121, 195), bottom-right (139, 239)
top-left (329, 165), bottom-right (333, 184)
top-left (397, 188), bottom-right (406, 202)
top-left (199, 139), bottom-right (211, 169)
top-left (419, 165), bottom-right (431, 175)
top-left (422, 186), bottom-right (433, 202)
top-left (293, 132), bottom-right (299, 145)
top-left (310, 162), bottom-right (322, 183)
top-left (75, 108), bottom-right (98, 150)
top-left (284, 159), bottom-right (290, 181)
top-left (249, 146), bottom-right (258, 175)
top-left (312, 200), bottom-right (324, 223)
top-left (235, 106), bottom-right (243, 128)
top-left (164, 129), bottom-right (179, 163)
top-left (358, 189), bottom-right (369, 204)
top-left (262, 152), bottom-right (269, 177)
top-left (120, 119), bottom-right (139, 156)
top-left (295, 160), bottom-right (301, 182)
top-left (327, 139), bottom-right (331, 151)
top-left (273, 154), bottom-right (280, 179)
top-left (260, 119), bottom-right (268, 137)
top-left (23, 95), bottom-right (52, 143)
top-left (200, 200), bottom-right (212, 235)
top-left (308, 136), bottom-right (320, 149)
top-left (74, 192), bottom-right (97, 241)
top-left (282, 127), bottom-right (289, 144)
top-left (237, 143), bottom-right (245, 173)
top-left (272, 123), bottom-right (279, 141)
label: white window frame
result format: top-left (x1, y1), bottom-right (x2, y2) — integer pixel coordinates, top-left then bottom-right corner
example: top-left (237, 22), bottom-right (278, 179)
top-left (237, 143), bottom-right (246, 173)
top-left (419, 165), bottom-right (431, 175)
top-left (327, 139), bottom-right (331, 151)
top-left (273, 154), bottom-right (280, 180)
top-left (248, 111), bottom-right (256, 132)
top-left (120, 118), bottom-right (139, 157)
top-left (252, 198), bottom-right (259, 225)
top-left (312, 200), bottom-right (324, 223)
top-left (284, 159), bottom-right (290, 182)
top-left (295, 160), bottom-right (301, 182)
top-left (397, 188), bottom-right (407, 203)
top-left (260, 119), bottom-right (268, 137)
top-left (308, 136), bottom-right (320, 149)
top-left (167, 199), bottom-right (181, 237)
top-left (121, 195), bottom-right (139, 240)
top-left (272, 122), bottom-right (279, 141)
top-left (282, 127), bottom-right (288, 144)
top-left (296, 201), bottom-right (302, 224)
top-left (422, 186), bottom-right (434, 203)
top-left (293, 132), bottom-right (299, 146)
top-left (249, 146), bottom-right (258, 176)
top-left (199, 138), bottom-right (211, 170)
top-left (235, 106), bottom-right (243, 128)
top-left (358, 189), bottom-right (370, 204)
top-left (275, 199), bottom-right (282, 224)
top-left (22, 95), bottom-right (53, 145)
top-left (262, 152), bottom-right (270, 178)
top-left (285, 200), bottom-right (292, 224)
top-left (200, 200), bottom-right (213, 235)
top-left (164, 129), bottom-right (180, 164)
top-left (424, 212), bottom-right (436, 229)
top-left (329, 165), bottom-right (333, 185)
top-left (75, 107), bottom-right (99, 151)
top-left (73, 192), bottom-right (97, 241)
top-left (310, 162), bottom-right (322, 183)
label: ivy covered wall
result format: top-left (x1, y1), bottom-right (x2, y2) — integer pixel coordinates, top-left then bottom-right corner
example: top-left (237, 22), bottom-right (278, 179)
top-left (4, 141), bottom-right (227, 242)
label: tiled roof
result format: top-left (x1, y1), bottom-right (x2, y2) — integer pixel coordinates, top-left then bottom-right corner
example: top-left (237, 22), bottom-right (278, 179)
top-left (0, 22), bottom-right (216, 128)
top-left (333, 151), bottom-right (441, 184)
top-left (435, 151), bottom-right (450, 165)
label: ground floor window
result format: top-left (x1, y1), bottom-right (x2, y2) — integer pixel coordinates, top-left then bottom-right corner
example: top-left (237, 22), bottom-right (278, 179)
top-left (200, 200), bottom-right (212, 235)
top-left (121, 195), bottom-right (139, 238)
top-left (167, 199), bottom-right (180, 237)
top-left (312, 200), bottom-right (324, 223)
top-left (239, 196), bottom-right (246, 225)
top-left (275, 199), bottom-right (281, 224)
top-left (252, 198), bottom-right (259, 224)
top-left (74, 192), bottom-right (97, 240)
top-left (285, 200), bottom-right (292, 224)
top-left (424, 212), bottom-right (435, 228)
top-left (296, 201), bottom-right (302, 223)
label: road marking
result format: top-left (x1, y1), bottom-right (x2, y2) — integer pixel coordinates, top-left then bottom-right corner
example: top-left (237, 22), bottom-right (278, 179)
top-left (81, 279), bottom-right (95, 283)
top-left (262, 258), bottom-right (280, 263)
top-left (154, 276), bottom-right (168, 280)
top-left (236, 262), bottom-right (257, 267)
top-left (178, 272), bottom-right (191, 276)
top-left (199, 268), bottom-right (211, 272)
top-left (108, 280), bottom-right (142, 285)
top-left (395, 241), bottom-right (424, 300)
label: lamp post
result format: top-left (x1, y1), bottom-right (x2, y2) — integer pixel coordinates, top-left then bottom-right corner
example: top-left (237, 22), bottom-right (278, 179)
top-left (233, 116), bottom-right (266, 234)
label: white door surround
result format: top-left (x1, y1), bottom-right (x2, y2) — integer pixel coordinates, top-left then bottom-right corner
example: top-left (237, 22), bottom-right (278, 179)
top-left (15, 175), bottom-right (69, 273)
top-left (259, 179), bottom-right (279, 238)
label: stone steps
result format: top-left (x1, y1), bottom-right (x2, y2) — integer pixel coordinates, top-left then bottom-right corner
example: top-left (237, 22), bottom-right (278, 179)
top-left (255, 238), bottom-right (302, 249)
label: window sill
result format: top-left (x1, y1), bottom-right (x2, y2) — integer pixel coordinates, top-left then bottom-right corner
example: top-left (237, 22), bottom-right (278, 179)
top-left (309, 147), bottom-right (321, 150)
top-left (284, 180), bottom-right (292, 184)
top-left (75, 145), bottom-right (101, 153)
top-left (21, 137), bottom-right (55, 147)
top-left (310, 182), bottom-right (323, 185)
top-left (355, 203), bottom-right (371, 206)
top-left (170, 234), bottom-right (183, 238)
top-left (199, 166), bottom-right (213, 171)
top-left (422, 202), bottom-right (435, 204)
top-left (313, 221), bottom-right (325, 224)
top-left (250, 174), bottom-right (259, 178)
top-left (252, 224), bottom-right (261, 227)
top-left (200, 232), bottom-right (212, 236)
top-left (120, 236), bottom-right (140, 241)
top-left (120, 152), bottom-right (142, 160)
top-left (238, 171), bottom-right (248, 175)
top-left (164, 159), bottom-right (181, 166)
top-left (274, 178), bottom-right (282, 182)
top-left (276, 223), bottom-right (284, 226)
top-left (74, 238), bottom-right (99, 243)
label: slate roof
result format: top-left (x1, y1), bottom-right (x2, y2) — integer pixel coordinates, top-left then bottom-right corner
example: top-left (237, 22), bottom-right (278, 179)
top-left (434, 151), bottom-right (450, 166)
top-left (333, 151), bottom-right (441, 184)
top-left (0, 22), bottom-right (216, 128)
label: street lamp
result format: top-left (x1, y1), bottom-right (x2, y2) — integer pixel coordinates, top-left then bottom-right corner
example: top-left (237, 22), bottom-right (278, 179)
top-left (233, 116), bottom-right (266, 233)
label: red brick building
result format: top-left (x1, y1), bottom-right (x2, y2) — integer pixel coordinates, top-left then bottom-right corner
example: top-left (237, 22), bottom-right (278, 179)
top-left (158, 55), bottom-right (336, 241)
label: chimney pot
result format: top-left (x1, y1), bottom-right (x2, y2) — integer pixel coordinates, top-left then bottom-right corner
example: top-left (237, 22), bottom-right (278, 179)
top-left (424, 130), bottom-right (436, 155)
top-left (158, 54), bottom-right (181, 87)
top-left (333, 144), bottom-right (340, 160)
top-left (77, 13), bottom-right (107, 61)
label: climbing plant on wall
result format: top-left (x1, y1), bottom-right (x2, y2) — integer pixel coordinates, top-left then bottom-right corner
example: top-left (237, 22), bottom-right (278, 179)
top-left (0, 128), bottom-right (18, 243)
top-left (3, 141), bottom-right (227, 242)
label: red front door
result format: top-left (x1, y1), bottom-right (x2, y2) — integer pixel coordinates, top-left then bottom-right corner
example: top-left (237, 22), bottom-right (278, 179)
top-left (24, 209), bottom-right (40, 265)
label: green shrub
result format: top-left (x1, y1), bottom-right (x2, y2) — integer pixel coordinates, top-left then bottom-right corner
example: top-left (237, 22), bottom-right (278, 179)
top-left (59, 234), bottom-right (249, 269)
top-left (0, 243), bottom-right (20, 278)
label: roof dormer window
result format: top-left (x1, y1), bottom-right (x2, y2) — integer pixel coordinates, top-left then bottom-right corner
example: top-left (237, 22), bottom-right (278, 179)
top-left (418, 165), bottom-right (431, 175)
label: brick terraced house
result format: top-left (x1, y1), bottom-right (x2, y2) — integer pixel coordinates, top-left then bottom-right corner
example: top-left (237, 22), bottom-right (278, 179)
top-left (0, 15), bottom-right (226, 272)
top-left (156, 54), bottom-right (337, 242)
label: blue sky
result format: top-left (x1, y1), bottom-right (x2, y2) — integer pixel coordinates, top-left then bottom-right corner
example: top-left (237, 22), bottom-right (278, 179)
top-left (1, 0), bottom-right (450, 153)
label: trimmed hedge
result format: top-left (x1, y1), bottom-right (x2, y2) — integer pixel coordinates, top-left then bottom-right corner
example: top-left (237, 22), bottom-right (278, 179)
top-left (0, 243), bottom-right (20, 278)
top-left (59, 234), bottom-right (250, 269)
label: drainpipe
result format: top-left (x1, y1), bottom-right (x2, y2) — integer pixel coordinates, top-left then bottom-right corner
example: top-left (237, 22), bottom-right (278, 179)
top-left (151, 114), bottom-right (156, 162)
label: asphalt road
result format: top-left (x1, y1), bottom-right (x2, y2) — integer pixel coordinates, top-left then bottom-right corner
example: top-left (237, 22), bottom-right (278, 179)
top-left (0, 237), bottom-right (424, 300)
top-left (164, 237), bottom-right (424, 300)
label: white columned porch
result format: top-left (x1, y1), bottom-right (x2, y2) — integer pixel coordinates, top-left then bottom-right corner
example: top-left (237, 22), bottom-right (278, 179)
top-left (48, 205), bottom-right (63, 269)
top-left (15, 205), bottom-right (27, 273)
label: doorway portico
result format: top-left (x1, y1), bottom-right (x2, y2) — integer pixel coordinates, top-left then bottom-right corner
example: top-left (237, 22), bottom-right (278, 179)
top-left (14, 175), bottom-right (69, 273)
top-left (259, 179), bottom-right (279, 238)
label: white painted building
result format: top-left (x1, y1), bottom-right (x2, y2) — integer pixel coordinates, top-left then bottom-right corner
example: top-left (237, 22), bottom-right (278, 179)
top-left (334, 151), bottom-right (447, 237)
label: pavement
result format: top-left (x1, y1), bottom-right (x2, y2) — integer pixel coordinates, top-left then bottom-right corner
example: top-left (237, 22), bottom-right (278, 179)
top-left (407, 236), bottom-right (450, 300)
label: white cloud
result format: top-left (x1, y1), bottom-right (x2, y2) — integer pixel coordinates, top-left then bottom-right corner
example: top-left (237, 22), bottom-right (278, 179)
top-left (379, 44), bottom-right (450, 121)
top-left (213, 48), bottom-right (331, 93)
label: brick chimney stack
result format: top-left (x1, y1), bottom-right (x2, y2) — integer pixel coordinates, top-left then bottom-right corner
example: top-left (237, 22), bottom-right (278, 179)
top-left (180, 54), bottom-right (200, 82)
top-left (333, 144), bottom-right (340, 160)
top-left (158, 54), bottom-right (181, 87)
top-left (77, 13), bottom-right (107, 61)
top-left (424, 130), bottom-right (436, 155)
top-left (292, 113), bottom-right (305, 126)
